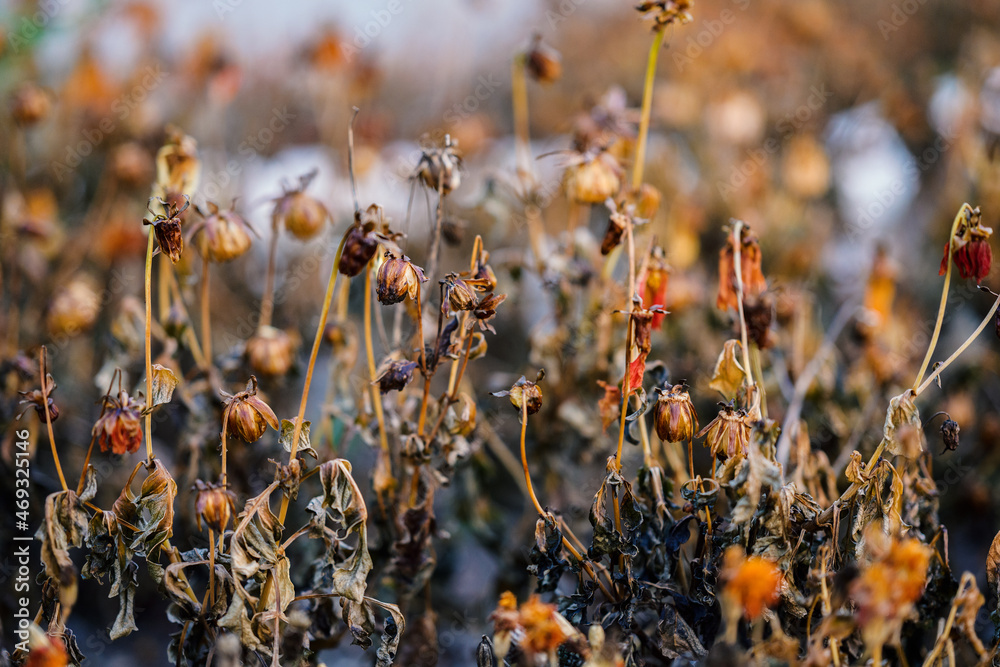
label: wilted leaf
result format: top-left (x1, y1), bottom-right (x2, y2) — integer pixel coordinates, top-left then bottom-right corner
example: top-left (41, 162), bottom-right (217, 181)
top-left (883, 391), bottom-right (925, 458)
top-left (279, 418), bottom-right (317, 459)
top-left (708, 339), bottom-right (745, 398)
top-left (987, 529), bottom-right (1000, 598)
top-left (36, 489), bottom-right (89, 620)
top-left (148, 364), bottom-right (179, 408)
top-left (129, 459), bottom-right (177, 556)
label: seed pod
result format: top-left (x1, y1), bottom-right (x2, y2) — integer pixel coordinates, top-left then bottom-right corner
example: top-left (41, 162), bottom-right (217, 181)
top-left (565, 152), bottom-right (621, 205)
top-left (697, 403), bottom-right (751, 459)
top-left (246, 326), bottom-right (296, 377)
top-left (222, 376), bottom-right (280, 442)
top-left (93, 391), bottom-right (144, 455)
top-left (940, 419), bottom-right (960, 452)
top-left (525, 35), bottom-right (562, 84)
top-left (376, 359), bottom-right (418, 394)
top-left (446, 275), bottom-right (479, 312)
top-left (145, 197), bottom-right (190, 264)
top-left (416, 138), bottom-right (462, 194)
top-left (494, 375), bottom-right (543, 415)
top-left (338, 224), bottom-right (379, 277)
top-left (377, 254), bottom-right (426, 305)
top-left (274, 190), bottom-right (327, 240)
top-left (653, 385), bottom-right (698, 443)
top-left (193, 480), bottom-right (236, 532)
top-left (191, 202), bottom-right (253, 262)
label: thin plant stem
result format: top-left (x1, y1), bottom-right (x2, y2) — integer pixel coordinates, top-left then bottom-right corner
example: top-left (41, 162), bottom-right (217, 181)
top-left (220, 404), bottom-right (230, 486)
top-left (731, 221), bottom-right (755, 394)
top-left (206, 528), bottom-right (216, 609)
top-left (511, 53), bottom-right (532, 186)
top-left (276, 235), bottom-right (347, 525)
top-left (425, 329), bottom-right (475, 446)
top-left (259, 222), bottom-right (279, 329)
top-left (519, 400), bottom-right (545, 517)
top-left (426, 182), bottom-right (445, 288)
top-left (39, 347), bottom-right (67, 492)
top-left (201, 255), bottom-right (212, 366)
top-left (144, 229), bottom-right (155, 461)
top-left (364, 260), bottom-right (391, 457)
top-left (614, 316), bottom-right (634, 470)
top-left (913, 204), bottom-right (969, 389)
top-left (915, 292), bottom-right (1000, 396)
top-left (632, 29), bottom-right (665, 190)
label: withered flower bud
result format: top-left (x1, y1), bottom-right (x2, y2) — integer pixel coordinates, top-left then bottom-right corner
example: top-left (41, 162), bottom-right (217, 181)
top-left (337, 204), bottom-right (387, 278)
top-left (494, 374), bottom-right (543, 415)
top-left (653, 385), bottom-right (698, 443)
top-left (525, 35), bottom-right (562, 84)
top-left (717, 222), bottom-right (767, 311)
top-left (193, 480), bottom-right (236, 533)
top-left (375, 359), bottom-right (418, 394)
top-left (155, 128), bottom-right (201, 200)
top-left (565, 151), bottom-right (621, 205)
top-left (93, 391), bottom-right (144, 455)
top-left (472, 293), bottom-right (507, 332)
top-left (444, 274), bottom-right (479, 312)
top-left (697, 402), bottom-right (752, 460)
top-left (144, 196), bottom-right (189, 263)
top-left (941, 419), bottom-right (960, 453)
top-left (940, 204), bottom-right (992, 284)
top-left (636, 0), bottom-right (693, 30)
top-left (47, 277), bottom-right (101, 337)
top-left (222, 376), bottom-right (280, 443)
top-left (17, 374), bottom-right (58, 422)
top-left (377, 253), bottom-right (426, 304)
top-left (190, 202), bottom-right (253, 262)
top-left (110, 142), bottom-right (152, 188)
top-left (246, 325), bottom-right (296, 376)
top-left (601, 210), bottom-right (628, 256)
top-left (416, 137), bottom-right (462, 194)
top-left (474, 259), bottom-right (498, 293)
top-left (743, 294), bottom-right (775, 349)
top-left (274, 190), bottom-right (328, 240)
top-left (10, 82), bottom-right (51, 126)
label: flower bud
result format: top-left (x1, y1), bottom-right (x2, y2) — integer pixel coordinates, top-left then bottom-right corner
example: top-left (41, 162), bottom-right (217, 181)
top-left (246, 326), bottom-right (296, 377)
top-left (194, 480), bottom-right (236, 533)
top-left (93, 391), bottom-right (144, 455)
top-left (377, 254), bottom-right (426, 305)
top-left (275, 190), bottom-right (327, 240)
top-left (653, 385), bottom-right (698, 443)
top-left (192, 202), bottom-right (253, 262)
top-left (222, 376), bottom-right (280, 443)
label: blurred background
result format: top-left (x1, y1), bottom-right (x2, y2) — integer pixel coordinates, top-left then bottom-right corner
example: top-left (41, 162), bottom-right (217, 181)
top-left (5, 0), bottom-right (1000, 664)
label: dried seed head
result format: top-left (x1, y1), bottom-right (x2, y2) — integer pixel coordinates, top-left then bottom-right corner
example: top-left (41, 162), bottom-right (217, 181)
top-left (155, 128), bottom-right (201, 200)
top-left (46, 277), bottom-right (101, 337)
top-left (717, 222), bottom-right (767, 311)
top-left (191, 202), bottom-right (253, 262)
top-left (376, 359), bottom-right (419, 394)
top-left (18, 374), bottom-right (58, 422)
top-left (339, 224), bottom-right (379, 277)
top-left (636, 0), bottom-right (694, 30)
top-left (416, 137), bottom-right (462, 194)
top-left (940, 204), bottom-right (992, 284)
top-left (377, 253), bottom-right (426, 304)
top-left (222, 376), bottom-right (280, 442)
top-left (472, 293), bottom-right (507, 332)
top-left (10, 82), bottom-right (51, 126)
top-left (637, 246), bottom-right (670, 329)
top-left (697, 402), bottom-right (752, 459)
top-left (600, 210), bottom-right (629, 256)
top-left (93, 391), bottom-right (144, 455)
top-left (145, 196), bottom-right (190, 264)
top-left (274, 190), bottom-right (327, 240)
top-left (565, 151), bottom-right (621, 205)
top-left (444, 274), bottom-right (479, 312)
top-left (246, 325), bottom-right (296, 376)
top-left (941, 418), bottom-right (960, 452)
top-left (193, 480), bottom-right (236, 532)
top-left (525, 35), bottom-right (562, 84)
top-left (494, 375), bottom-right (543, 415)
top-left (722, 546), bottom-right (782, 620)
top-left (653, 385), bottom-right (698, 443)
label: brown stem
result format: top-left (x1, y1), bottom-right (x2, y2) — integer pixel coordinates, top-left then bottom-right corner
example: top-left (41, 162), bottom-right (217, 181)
top-left (259, 222), bottom-right (279, 329)
top-left (201, 255), bottom-right (212, 365)
top-left (39, 347), bottom-right (67, 492)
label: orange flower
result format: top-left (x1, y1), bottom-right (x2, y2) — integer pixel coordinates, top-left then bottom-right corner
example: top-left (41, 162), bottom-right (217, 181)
top-left (722, 546), bottom-right (782, 620)
top-left (518, 595), bottom-right (569, 657)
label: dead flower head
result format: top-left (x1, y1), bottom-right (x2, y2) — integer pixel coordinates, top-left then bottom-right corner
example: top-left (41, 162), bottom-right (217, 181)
top-left (193, 479), bottom-right (237, 533)
top-left (246, 325), bottom-right (296, 377)
top-left (722, 546), bottom-right (782, 620)
top-left (155, 127), bottom-right (200, 200)
top-left (524, 34), bottom-right (562, 84)
top-left (272, 170), bottom-right (328, 240)
top-left (565, 149), bottom-right (622, 206)
top-left (18, 374), bottom-right (59, 422)
top-left (883, 390), bottom-right (925, 458)
top-left (636, 0), bottom-right (694, 30)
top-left (494, 372), bottom-right (544, 416)
top-left (717, 222), bottom-right (767, 311)
top-left (375, 358), bottom-right (419, 394)
top-left (144, 196), bottom-right (189, 264)
top-left (698, 402), bottom-right (752, 460)
top-left (940, 203), bottom-right (992, 284)
top-left (653, 384), bottom-right (698, 443)
top-left (377, 252), bottom-right (426, 305)
top-left (221, 376), bottom-right (280, 443)
top-left (416, 136), bottom-right (462, 195)
top-left (188, 201), bottom-right (254, 262)
top-left (93, 390), bottom-right (144, 455)
top-left (338, 204), bottom-right (388, 277)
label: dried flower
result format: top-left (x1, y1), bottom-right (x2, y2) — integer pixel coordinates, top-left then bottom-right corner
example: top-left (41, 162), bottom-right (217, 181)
top-left (246, 325), bottom-right (296, 376)
top-left (883, 390), bottom-right (925, 458)
top-left (654, 385), bottom-right (698, 443)
top-left (447, 392), bottom-right (478, 437)
top-left (623, 307), bottom-right (660, 393)
top-left (193, 479), bottom-right (237, 532)
top-left (743, 293), bottom-right (775, 349)
top-left (941, 418), bottom-right (960, 452)
top-left (940, 203), bottom-right (992, 284)
top-left (273, 170), bottom-right (328, 240)
top-left (46, 277), bottom-right (101, 337)
top-left (189, 202), bottom-right (254, 262)
top-left (375, 359), bottom-right (419, 394)
top-left (337, 204), bottom-right (388, 278)
top-left (636, 0), bottom-right (694, 30)
top-left (637, 246), bottom-right (670, 329)
top-left (489, 591), bottom-right (520, 660)
top-left (565, 150), bottom-right (621, 205)
top-left (109, 142), bottom-right (152, 188)
top-left (472, 293), bottom-right (507, 332)
top-left (494, 374), bottom-right (543, 415)
top-left (717, 223), bottom-right (767, 311)
top-left (93, 391), bottom-right (144, 455)
top-left (18, 374), bottom-right (58, 422)
top-left (377, 253), bottom-right (426, 305)
top-left (444, 273), bottom-right (480, 312)
top-left (144, 196), bottom-right (189, 263)
top-left (518, 595), bottom-right (569, 657)
top-left (24, 624), bottom-right (68, 667)
top-left (525, 35), bottom-right (562, 84)
top-left (698, 402), bottom-right (752, 460)
top-left (221, 376), bottom-right (280, 443)
top-left (155, 128), bottom-right (200, 200)
top-left (416, 136), bottom-right (462, 194)
top-left (722, 546), bottom-right (782, 620)
top-left (601, 210), bottom-right (629, 256)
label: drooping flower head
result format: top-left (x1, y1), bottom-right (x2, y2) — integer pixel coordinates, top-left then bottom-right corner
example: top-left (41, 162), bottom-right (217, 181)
top-left (940, 203), bottom-right (992, 284)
